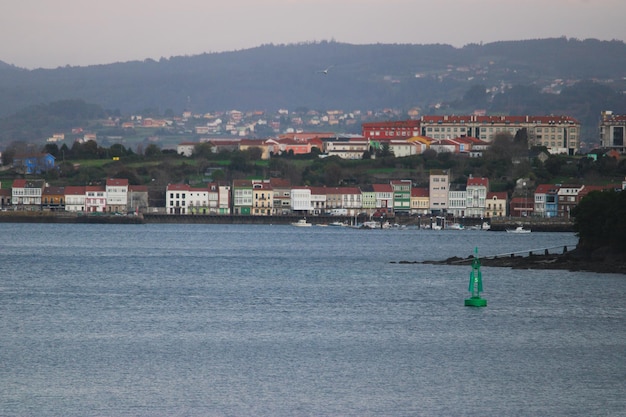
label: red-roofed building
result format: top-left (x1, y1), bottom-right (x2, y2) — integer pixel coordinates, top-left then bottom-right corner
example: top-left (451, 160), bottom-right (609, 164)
top-left (466, 177), bottom-right (489, 218)
top-left (362, 120), bottom-right (421, 140)
top-left (85, 185), bottom-right (106, 212)
top-left (534, 184), bottom-right (560, 217)
top-left (485, 192), bottom-right (508, 218)
top-left (410, 187), bottom-right (429, 214)
top-left (65, 186), bottom-right (86, 212)
top-left (372, 184), bottom-right (393, 212)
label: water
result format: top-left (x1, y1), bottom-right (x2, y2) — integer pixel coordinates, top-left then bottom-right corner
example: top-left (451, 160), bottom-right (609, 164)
top-left (1, 223), bottom-right (625, 416)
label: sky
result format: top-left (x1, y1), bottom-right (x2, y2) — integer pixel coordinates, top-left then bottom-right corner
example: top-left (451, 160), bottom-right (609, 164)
top-left (2, 0), bottom-right (626, 69)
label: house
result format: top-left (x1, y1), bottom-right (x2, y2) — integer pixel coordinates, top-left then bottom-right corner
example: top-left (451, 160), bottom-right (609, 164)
top-left (534, 184), bottom-right (560, 218)
top-left (105, 178), bottom-right (129, 213)
top-left (429, 170), bottom-right (449, 214)
top-left (466, 177), bottom-right (489, 218)
top-left (251, 180), bottom-right (273, 216)
top-left (270, 178), bottom-right (292, 215)
top-left (410, 187), bottom-right (430, 215)
top-left (0, 188), bottom-right (11, 208)
top-left (308, 186), bottom-right (328, 215)
top-left (65, 186), bottom-right (86, 212)
top-left (231, 180), bottom-right (253, 215)
top-left (177, 142), bottom-right (197, 157)
top-left (12, 179), bottom-right (45, 210)
top-left (323, 135), bottom-right (370, 159)
top-left (85, 185), bottom-right (106, 212)
top-left (557, 184), bottom-right (584, 218)
top-left (290, 187), bottom-right (312, 214)
top-left (128, 185), bottom-right (149, 214)
top-left (13, 153), bottom-right (56, 174)
top-left (390, 180), bottom-right (411, 213)
top-left (42, 186), bottom-right (65, 211)
top-left (372, 184), bottom-right (394, 212)
top-left (430, 139), bottom-right (460, 154)
top-left (208, 182), bottom-right (231, 215)
top-left (485, 192), bottom-right (508, 218)
top-left (166, 184), bottom-right (191, 214)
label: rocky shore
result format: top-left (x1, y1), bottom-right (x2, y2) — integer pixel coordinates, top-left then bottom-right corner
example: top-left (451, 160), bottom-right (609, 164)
top-left (397, 246), bottom-right (626, 275)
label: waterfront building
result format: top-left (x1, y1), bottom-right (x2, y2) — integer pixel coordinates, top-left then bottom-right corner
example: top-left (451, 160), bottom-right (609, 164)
top-left (429, 170), bottom-right (449, 214)
top-left (485, 192), bottom-right (508, 218)
top-left (290, 187), bottom-right (311, 214)
top-left (106, 178), bottom-right (129, 214)
top-left (42, 186), bottom-right (65, 211)
top-left (11, 179), bottom-right (45, 211)
top-left (466, 177), bottom-right (489, 218)
top-left (390, 180), bottom-right (412, 214)
top-left (534, 184), bottom-right (560, 218)
top-left (85, 185), bottom-right (106, 213)
top-left (232, 180), bottom-right (253, 215)
top-left (371, 184), bottom-right (394, 212)
top-left (410, 187), bottom-right (430, 215)
top-left (65, 186), bottom-right (86, 212)
top-left (447, 189), bottom-right (467, 218)
top-left (251, 180), bottom-right (273, 216)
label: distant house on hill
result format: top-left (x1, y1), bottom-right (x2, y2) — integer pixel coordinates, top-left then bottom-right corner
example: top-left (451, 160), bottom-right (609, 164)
top-left (13, 153), bottom-right (56, 174)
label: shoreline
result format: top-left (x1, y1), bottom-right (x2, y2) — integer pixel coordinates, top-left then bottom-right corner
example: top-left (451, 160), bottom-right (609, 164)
top-left (398, 247), bottom-right (626, 275)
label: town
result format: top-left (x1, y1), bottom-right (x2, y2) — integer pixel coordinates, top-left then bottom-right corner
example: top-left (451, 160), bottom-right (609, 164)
top-left (2, 109), bottom-right (625, 225)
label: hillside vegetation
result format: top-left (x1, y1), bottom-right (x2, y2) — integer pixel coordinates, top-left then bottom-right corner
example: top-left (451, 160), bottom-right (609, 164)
top-left (0, 38), bottom-right (625, 139)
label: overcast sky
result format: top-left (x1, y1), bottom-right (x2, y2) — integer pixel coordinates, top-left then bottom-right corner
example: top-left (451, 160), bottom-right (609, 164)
top-left (2, 0), bottom-right (625, 69)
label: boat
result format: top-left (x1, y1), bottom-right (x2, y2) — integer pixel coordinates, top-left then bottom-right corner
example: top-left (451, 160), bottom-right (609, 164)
top-left (506, 226), bottom-right (531, 234)
top-left (447, 223), bottom-right (464, 230)
top-left (291, 218), bottom-right (312, 227)
top-left (328, 221), bottom-right (346, 227)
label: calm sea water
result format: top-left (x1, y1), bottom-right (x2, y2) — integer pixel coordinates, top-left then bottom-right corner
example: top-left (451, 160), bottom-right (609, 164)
top-left (1, 223), bottom-right (625, 417)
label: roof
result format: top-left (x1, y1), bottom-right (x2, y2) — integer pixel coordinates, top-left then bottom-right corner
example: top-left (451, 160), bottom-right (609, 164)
top-left (487, 192), bottom-right (507, 200)
top-left (65, 186), bottom-right (86, 195)
top-left (467, 177), bottom-right (489, 187)
top-left (411, 187), bottom-right (429, 197)
top-left (372, 184), bottom-right (393, 193)
top-left (106, 178), bottom-right (129, 186)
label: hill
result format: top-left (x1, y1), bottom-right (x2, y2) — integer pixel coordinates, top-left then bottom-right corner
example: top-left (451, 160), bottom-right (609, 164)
top-left (0, 38), bottom-right (626, 147)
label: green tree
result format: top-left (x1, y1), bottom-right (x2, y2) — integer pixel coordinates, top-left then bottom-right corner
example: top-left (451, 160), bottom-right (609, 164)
top-left (572, 190), bottom-right (626, 252)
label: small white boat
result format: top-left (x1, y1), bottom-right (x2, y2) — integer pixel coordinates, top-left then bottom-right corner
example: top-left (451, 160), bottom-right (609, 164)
top-left (291, 218), bottom-right (312, 227)
top-left (328, 221), bottom-right (346, 227)
top-left (506, 226), bottom-right (531, 234)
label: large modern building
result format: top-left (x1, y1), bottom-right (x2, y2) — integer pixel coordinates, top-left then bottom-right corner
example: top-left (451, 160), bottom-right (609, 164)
top-left (362, 114), bottom-right (581, 155)
top-left (599, 111), bottom-right (626, 153)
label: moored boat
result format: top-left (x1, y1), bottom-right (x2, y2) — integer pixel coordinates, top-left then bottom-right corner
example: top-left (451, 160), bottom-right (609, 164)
top-left (506, 226), bottom-right (531, 234)
top-left (291, 218), bottom-right (312, 227)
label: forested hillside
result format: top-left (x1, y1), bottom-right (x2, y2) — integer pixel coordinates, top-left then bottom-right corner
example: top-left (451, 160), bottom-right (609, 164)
top-left (0, 37), bottom-right (625, 144)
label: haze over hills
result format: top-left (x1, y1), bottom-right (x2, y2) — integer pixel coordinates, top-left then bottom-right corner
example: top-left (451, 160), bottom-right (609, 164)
top-left (0, 37), bottom-right (625, 143)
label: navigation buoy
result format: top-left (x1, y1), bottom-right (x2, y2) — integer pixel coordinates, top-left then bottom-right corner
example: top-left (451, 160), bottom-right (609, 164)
top-left (465, 247), bottom-right (487, 307)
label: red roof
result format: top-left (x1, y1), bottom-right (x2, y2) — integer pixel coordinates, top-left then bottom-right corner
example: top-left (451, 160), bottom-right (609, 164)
top-left (411, 187), bottom-right (429, 197)
top-left (372, 184), bottom-right (393, 193)
top-left (467, 177), bottom-right (489, 187)
top-left (487, 192), bottom-right (507, 200)
top-left (65, 186), bottom-right (86, 195)
top-left (106, 178), bottom-right (129, 186)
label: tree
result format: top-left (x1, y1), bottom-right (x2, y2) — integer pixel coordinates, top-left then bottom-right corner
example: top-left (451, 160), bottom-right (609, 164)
top-left (572, 190), bottom-right (626, 253)
top-left (193, 142), bottom-right (213, 159)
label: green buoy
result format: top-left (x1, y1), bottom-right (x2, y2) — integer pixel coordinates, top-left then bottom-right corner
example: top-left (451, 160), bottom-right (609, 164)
top-left (465, 247), bottom-right (487, 307)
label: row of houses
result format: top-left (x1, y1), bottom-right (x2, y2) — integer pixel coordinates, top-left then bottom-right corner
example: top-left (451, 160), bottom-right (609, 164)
top-left (4, 174), bottom-right (624, 219)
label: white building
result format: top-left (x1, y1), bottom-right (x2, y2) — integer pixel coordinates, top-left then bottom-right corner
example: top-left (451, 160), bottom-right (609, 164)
top-left (106, 178), bottom-right (128, 213)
